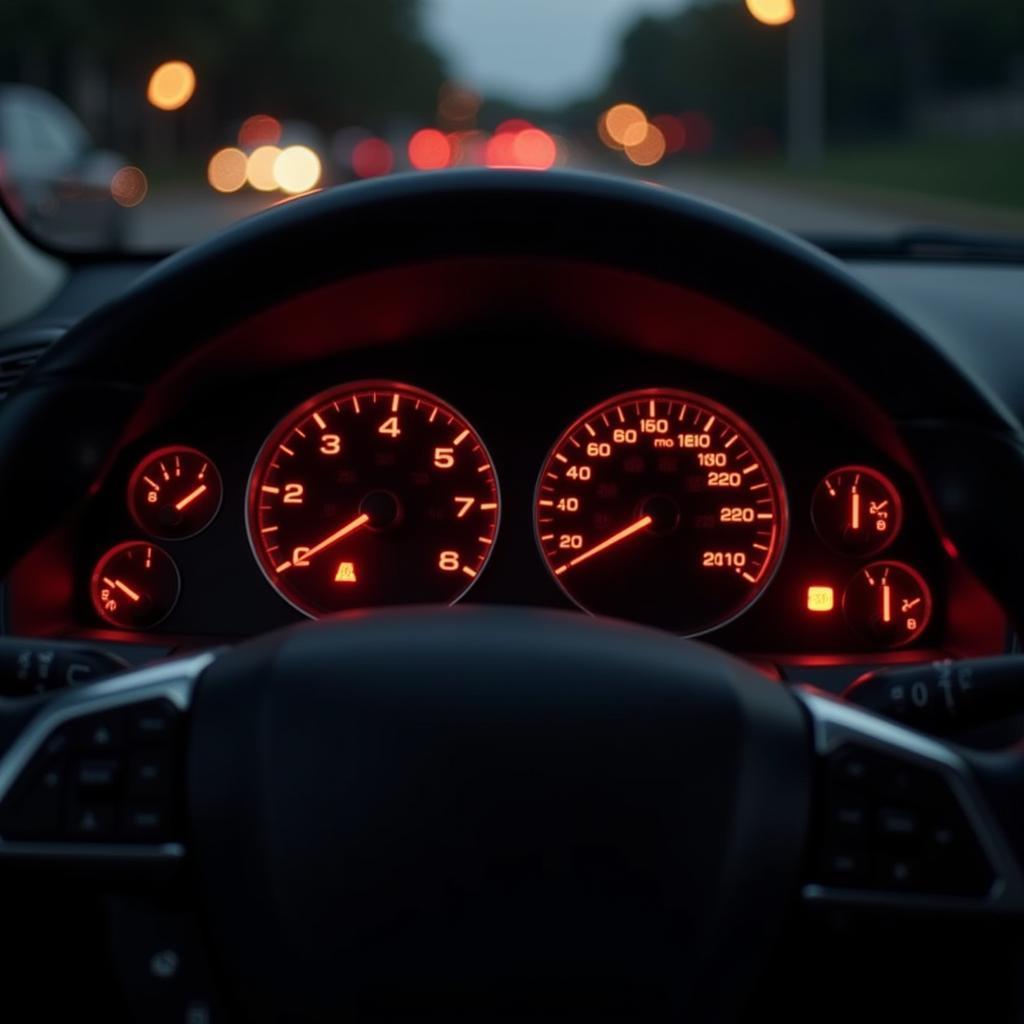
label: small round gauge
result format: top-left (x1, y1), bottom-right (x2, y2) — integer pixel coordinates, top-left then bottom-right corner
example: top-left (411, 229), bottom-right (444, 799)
top-left (247, 381), bottom-right (500, 617)
top-left (843, 561), bottom-right (932, 648)
top-left (128, 445), bottom-right (223, 539)
top-left (535, 388), bottom-right (788, 635)
top-left (812, 465), bottom-right (901, 556)
top-left (90, 541), bottom-right (181, 629)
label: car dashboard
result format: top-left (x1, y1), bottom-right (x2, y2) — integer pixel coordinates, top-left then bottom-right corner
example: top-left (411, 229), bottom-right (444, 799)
top-left (1, 256), bottom-right (1009, 687)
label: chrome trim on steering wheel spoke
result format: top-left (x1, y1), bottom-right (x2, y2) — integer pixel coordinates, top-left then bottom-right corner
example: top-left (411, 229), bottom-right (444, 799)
top-left (0, 650), bottom-right (216, 864)
top-left (795, 686), bottom-right (1024, 914)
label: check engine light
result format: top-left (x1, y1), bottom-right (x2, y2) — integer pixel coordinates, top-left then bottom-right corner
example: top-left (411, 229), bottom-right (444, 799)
top-left (807, 586), bottom-right (835, 613)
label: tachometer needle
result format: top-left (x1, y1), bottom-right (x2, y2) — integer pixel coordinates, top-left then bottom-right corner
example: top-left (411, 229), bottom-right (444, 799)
top-left (554, 515), bottom-right (653, 576)
top-left (174, 483), bottom-right (208, 511)
top-left (276, 512), bottom-right (371, 573)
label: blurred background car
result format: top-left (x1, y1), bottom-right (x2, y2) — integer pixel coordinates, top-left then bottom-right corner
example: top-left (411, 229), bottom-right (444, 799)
top-left (0, 83), bottom-right (126, 247)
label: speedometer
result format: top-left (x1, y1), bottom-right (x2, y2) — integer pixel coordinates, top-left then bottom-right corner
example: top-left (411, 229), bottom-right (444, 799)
top-left (248, 382), bottom-right (499, 617)
top-left (535, 388), bottom-right (787, 634)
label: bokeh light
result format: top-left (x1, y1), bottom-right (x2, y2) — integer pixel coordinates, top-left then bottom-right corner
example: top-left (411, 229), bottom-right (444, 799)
top-left (652, 114), bottom-right (686, 154)
top-left (603, 104), bottom-right (647, 146)
top-left (110, 166), bottom-right (148, 207)
top-left (146, 61), bottom-right (196, 111)
top-left (437, 82), bottom-right (482, 127)
top-left (273, 145), bottom-right (322, 193)
top-left (745, 0), bottom-right (796, 26)
top-left (238, 114), bottom-right (282, 150)
top-left (625, 124), bottom-right (667, 167)
top-left (408, 129), bottom-right (451, 170)
top-left (352, 138), bottom-right (394, 178)
top-left (207, 147), bottom-right (248, 193)
top-left (246, 145), bottom-right (282, 191)
top-left (513, 128), bottom-right (557, 170)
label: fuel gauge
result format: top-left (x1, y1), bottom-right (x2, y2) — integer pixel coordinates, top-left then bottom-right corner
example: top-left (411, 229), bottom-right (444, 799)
top-left (812, 466), bottom-right (901, 557)
top-left (90, 541), bottom-right (180, 629)
top-left (129, 445), bottom-right (222, 540)
top-left (843, 561), bottom-right (932, 648)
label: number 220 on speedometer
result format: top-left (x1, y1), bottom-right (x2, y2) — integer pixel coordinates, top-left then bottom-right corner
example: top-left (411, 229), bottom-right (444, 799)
top-left (534, 388), bottom-right (788, 635)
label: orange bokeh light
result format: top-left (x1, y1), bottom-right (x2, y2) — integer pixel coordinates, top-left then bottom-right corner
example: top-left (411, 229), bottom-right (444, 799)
top-left (146, 61), bottom-right (196, 111)
top-left (246, 145), bottom-right (282, 191)
top-left (408, 128), bottom-right (451, 170)
top-left (625, 123), bottom-right (667, 167)
top-left (745, 0), bottom-right (796, 26)
top-left (238, 114), bottom-right (282, 150)
top-left (603, 104), bottom-right (646, 146)
top-left (110, 166), bottom-right (148, 207)
top-left (207, 147), bottom-right (248, 193)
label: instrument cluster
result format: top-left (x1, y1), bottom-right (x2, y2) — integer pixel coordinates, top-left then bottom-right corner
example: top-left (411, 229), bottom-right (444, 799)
top-left (73, 366), bottom-right (951, 656)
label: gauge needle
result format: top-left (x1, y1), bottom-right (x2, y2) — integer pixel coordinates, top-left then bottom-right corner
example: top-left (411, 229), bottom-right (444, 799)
top-left (104, 577), bottom-right (141, 603)
top-left (174, 483), bottom-right (208, 511)
top-left (850, 485), bottom-right (861, 531)
top-left (554, 515), bottom-right (653, 576)
top-left (276, 512), bottom-right (371, 573)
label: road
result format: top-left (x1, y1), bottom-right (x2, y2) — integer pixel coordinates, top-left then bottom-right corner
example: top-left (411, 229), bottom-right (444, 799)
top-left (123, 171), bottom-right (1023, 251)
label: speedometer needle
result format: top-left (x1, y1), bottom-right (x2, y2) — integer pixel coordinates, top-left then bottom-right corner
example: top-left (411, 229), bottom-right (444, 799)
top-left (554, 515), bottom-right (653, 576)
top-left (276, 512), bottom-right (371, 573)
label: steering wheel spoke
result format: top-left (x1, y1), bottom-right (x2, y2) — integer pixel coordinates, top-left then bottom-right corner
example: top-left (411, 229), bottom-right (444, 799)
top-left (795, 686), bottom-right (1024, 914)
top-left (0, 652), bottom-right (213, 872)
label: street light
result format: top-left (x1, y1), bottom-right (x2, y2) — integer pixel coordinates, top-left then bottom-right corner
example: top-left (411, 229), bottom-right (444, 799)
top-left (746, 0), bottom-right (824, 170)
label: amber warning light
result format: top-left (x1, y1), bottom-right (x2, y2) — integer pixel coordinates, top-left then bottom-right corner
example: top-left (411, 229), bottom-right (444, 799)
top-left (807, 586), bottom-right (835, 613)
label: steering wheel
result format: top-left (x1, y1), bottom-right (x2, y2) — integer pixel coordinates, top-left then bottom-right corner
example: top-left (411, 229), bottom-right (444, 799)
top-left (1, 171), bottom-right (1023, 1021)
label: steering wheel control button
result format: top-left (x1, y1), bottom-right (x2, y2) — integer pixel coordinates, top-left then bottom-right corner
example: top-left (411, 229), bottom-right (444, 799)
top-left (0, 699), bottom-right (183, 847)
top-left (811, 744), bottom-right (995, 899)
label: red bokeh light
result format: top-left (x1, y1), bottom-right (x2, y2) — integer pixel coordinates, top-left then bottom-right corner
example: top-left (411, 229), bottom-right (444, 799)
top-left (652, 114), bottom-right (686, 155)
top-left (495, 118), bottom-right (533, 135)
top-left (485, 127), bottom-right (557, 170)
top-left (679, 111), bottom-right (714, 154)
top-left (351, 138), bottom-right (394, 178)
top-left (513, 128), bottom-right (557, 170)
top-left (238, 114), bottom-right (282, 150)
top-left (408, 128), bottom-right (451, 171)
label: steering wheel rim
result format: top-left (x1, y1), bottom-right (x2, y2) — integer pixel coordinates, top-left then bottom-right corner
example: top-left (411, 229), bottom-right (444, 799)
top-left (2, 172), bottom-right (1024, 1020)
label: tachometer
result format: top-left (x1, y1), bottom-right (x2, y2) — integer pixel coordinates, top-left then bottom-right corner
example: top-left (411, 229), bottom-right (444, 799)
top-left (248, 382), bottom-right (500, 617)
top-left (535, 388), bottom-right (787, 634)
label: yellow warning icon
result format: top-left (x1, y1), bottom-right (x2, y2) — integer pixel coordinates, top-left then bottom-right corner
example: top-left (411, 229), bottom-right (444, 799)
top-left (334, 561), bottom-right (357, 583)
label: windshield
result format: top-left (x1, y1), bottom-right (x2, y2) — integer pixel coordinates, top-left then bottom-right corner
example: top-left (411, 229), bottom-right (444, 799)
top-left (1, 0), bottom-right (1022, 251)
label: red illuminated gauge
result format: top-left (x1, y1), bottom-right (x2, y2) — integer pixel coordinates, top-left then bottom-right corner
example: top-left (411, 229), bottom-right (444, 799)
top-left (90, 541), bottom-right (181, 629)
top-left (843, 561), bottom-right (932, 648)
top-left (128, 445), bottom-right (223, 540)
top-left (812, 466), bottom-right (901, 557)
top-left (247, 382), bottom-right (500, 617)
top-left (535, 389), bottom-right (787, 635)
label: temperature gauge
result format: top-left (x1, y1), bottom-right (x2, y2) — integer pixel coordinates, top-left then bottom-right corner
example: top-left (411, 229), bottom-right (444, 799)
top-left (843, 561), bottom-right (932, 648)
top-left (129, 446), bottom-right (222, 540)
top-left (90, 541), bottom-right (180, 629)
top-left (812, 466), bottom-right (901, 557)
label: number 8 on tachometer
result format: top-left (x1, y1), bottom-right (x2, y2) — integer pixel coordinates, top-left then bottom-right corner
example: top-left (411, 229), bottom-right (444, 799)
top-left (534, 388), bottom-right (788, 635)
